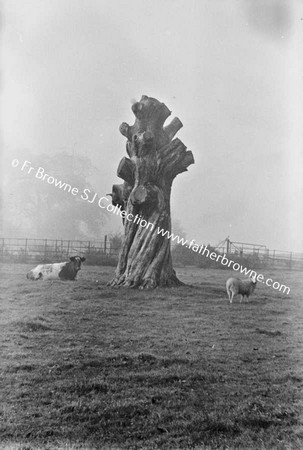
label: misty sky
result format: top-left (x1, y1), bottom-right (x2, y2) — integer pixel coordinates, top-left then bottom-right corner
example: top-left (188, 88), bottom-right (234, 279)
top-left (2, 0), bottom-right (303, 252)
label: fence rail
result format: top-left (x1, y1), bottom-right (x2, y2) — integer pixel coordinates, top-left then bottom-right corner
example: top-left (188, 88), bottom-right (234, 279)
top-left (215, 244), bottom-right (303, 270)
top-left (1, 237), bottom-right (303, 269)
top-left (0, 237), bottom-right (120, 264)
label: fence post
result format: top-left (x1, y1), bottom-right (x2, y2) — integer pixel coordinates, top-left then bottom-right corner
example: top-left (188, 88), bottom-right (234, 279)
top-left (88, 241), bottom-right (91, 254)
top-left (25, 238), bottom-right (28, 263)
top-left (265, 248), bottom-right (269, 267)
top-left (104, 235), bottom-right (108, 254)
top-left (226, 238), bottom-right (230, 254)
top-left (44, 239), bottom-right (47, 261)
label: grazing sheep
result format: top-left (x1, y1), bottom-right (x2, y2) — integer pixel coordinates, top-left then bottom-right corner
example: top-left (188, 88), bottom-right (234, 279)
top-left (226, 276), bottom-right (257, 303)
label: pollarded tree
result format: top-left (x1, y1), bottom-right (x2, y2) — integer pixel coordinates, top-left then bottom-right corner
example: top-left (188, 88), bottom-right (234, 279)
top-left (109, 95), bottom-right (194, 289)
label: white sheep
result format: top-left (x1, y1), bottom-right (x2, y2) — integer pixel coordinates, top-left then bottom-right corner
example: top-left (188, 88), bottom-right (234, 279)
top-left (226, 275), bottom-right (257, 303)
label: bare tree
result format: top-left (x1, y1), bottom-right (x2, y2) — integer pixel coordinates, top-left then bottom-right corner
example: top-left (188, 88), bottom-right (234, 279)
top-left (109, 95), bottom-right (194, 289)
top-left (3, 152), bottom-right (105, 239)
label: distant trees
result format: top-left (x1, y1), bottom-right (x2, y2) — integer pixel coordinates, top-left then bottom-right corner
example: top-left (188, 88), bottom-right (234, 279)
top-left (171, 218), bottom-right (186, 247)
top-left (172, 242), bottom-right (218, 268)
top-left (172, 242), bottom-right (263, 270)
top-left (3, 151), bottom-right (107, 239)
top-left (109, 232), bottom-right (123, 253)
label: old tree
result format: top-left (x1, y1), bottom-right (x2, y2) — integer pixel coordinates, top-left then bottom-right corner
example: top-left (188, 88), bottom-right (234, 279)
top-left (109, 95), bottom-right (194, 289)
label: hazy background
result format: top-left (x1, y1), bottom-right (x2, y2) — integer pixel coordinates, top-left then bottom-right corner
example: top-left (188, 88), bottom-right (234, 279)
top-left (2, 0), bottom-right (303, 252)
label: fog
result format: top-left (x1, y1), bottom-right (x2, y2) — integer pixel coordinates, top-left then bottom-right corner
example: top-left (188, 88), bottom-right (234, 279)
top-left (2, 0), bottom-right (303, 251)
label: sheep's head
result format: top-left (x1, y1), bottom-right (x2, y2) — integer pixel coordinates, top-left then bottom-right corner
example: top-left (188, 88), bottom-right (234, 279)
top-left (250, 274), bottom-right (257, 285)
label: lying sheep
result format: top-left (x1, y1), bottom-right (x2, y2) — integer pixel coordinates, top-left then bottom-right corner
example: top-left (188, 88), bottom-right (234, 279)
top-left (226, 276), bottom-right (257, 303)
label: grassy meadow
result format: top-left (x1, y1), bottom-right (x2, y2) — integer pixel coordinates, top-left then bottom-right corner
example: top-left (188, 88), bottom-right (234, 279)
top-left (0, 263), bottom-right (303, 449)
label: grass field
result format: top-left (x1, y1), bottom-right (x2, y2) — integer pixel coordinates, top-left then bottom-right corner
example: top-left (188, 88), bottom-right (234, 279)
top-left (0, 263), bottom-right (303, 450)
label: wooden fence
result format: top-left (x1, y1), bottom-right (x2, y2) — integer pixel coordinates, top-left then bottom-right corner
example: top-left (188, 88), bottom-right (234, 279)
top-left (215, 240), bottom-right (303, 270)
top-left (1, 237), bottom-right (303, 269)
top-left (0, 237), bottom-right (120, 264)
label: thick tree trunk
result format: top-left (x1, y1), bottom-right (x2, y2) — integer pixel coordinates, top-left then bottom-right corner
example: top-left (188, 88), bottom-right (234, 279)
top-left (109, 95), bottom-right (194, 289)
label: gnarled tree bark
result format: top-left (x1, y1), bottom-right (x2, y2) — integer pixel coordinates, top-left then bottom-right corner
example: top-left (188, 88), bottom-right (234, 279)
top-left (109, 95), bottom-right (194, 289)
